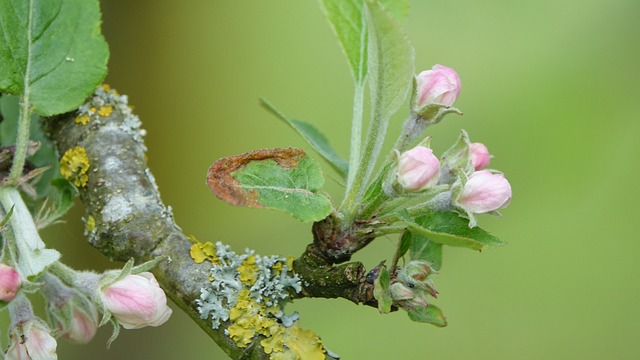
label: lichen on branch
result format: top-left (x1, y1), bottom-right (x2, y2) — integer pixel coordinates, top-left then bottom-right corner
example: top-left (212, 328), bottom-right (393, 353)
top-left (44, 87), bottom-right (378, 359)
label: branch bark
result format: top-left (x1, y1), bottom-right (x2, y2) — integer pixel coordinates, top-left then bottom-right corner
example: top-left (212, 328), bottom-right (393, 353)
top-left (44, 105), bottom-right (376, 359)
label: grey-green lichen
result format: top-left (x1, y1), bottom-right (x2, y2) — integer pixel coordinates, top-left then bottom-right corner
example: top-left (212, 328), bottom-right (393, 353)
top-left (195, 242), bottom-right (301, 329)
top-left (192, 241), bottom-right (327, 359)
top-left (76, 84), bottom-right (147, 150)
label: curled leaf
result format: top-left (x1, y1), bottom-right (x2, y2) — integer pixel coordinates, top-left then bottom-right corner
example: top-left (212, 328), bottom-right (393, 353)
top-left (207, 148), bottom-right (332, 222)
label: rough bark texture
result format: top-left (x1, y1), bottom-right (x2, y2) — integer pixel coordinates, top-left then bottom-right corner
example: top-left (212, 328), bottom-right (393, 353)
top-left (44, 108), bottom-right (375, 359)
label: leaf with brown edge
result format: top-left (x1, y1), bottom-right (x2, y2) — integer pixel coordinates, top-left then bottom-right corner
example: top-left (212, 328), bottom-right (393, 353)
top-left (207, 148), bottom-right (333, 222)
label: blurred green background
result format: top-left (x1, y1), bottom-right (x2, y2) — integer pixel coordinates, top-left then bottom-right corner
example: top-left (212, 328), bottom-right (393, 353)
top-left (38, 0), bottom-right (640, 358)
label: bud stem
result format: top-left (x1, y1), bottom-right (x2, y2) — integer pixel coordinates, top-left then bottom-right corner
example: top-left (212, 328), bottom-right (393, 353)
top-left (8, 292), bottom-right (34, 327)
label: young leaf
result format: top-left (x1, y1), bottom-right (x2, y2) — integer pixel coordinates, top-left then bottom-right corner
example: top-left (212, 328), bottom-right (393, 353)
top-left (0, 204), bottom-right (13, 228)
top-left (319, 0), bottom-right (410, 82)
top-left (354, 0), bottom-right (415, 199)
top-left (207, 148), bottom-right (333, 222)
top-left (260, 99), bottom-right (348, 178)
top-left (379, 0), bottom-right (410, 21)
top-left (398, 211), bottom-right (506, 251)
top-left (0, 187), bottom-right (60, 278)
top-left (408, 305), bottom-right (447, 327)
top-left (398, 230), bottom-right (412, 260)
top-left (373, 266), bottom-right (392, 314)
top-left (366, 0), bottom-right (414, 128)
top-left (410, 232), bottom-right (443, 271)
top-left (319, 0), bottom-right (368, 82)
top-left (0, 0), bottom-right (109, 116)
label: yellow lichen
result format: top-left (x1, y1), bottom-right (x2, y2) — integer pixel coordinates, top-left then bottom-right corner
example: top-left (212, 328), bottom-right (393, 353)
top-left (101, 84), bottom-right (111, 92)
top-left (225, 288), bottom-right (324, 359)
top-left (270, 351), bottom-right (297, 360)
top-left (90, 106), bottom-right (96, 113)
top-left (269, 324), bottom-right (325, 360)
top-left (272, 261), bottom-right (283, 274)
top-left (59, 146), bottom-right (90, 187)
top-left (189, 239), bottom-right (219, 264)
top-left (86, 215), bottom-right (95, 232)
top-left (227, 290), bottom-right (283, 349)
top-left (227, 323), bottom-right (255, 347)
top-left (75, 114), bottom-right (91, 125)
top-left (261, 325), bottom-right (286, 355)
top-left (272, 256), bottom-right (295, 275)
top-left (97, 106), bottom-right (113, 117)
top-left (238, 255), bottom-right (258, 286)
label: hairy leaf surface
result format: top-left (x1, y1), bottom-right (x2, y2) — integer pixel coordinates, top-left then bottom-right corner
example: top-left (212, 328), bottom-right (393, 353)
top-left (0, 0), bottom-right (109, 116)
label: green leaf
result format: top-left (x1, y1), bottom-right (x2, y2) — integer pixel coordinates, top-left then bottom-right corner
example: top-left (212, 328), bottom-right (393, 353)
top-left (355, 0), bottom-right (414, 195)
top-left (35, 178), bottom-right (77, 228)
top-left (207, 148), bottom-right (333, 222)
top-left (408, 305), bottom-right (447, 327)
top-left (260, 99), bottom-right (348, 178)
top-left (410, 233), bottom-right (443, 271)
top-left (0, 0), bottom-right (109, 116)
top-left (379, 0), bottom-right (410, 21)
top-left (373, 266), bottom-right (392, 314)
top-left (399, 211), bottom-right (506, 251)
top-left (319, 0), bottom-right (409, 83)
top-left (398, 230), bottom-right (412, 259)
top-left (0, 95), bottom-right (64, 200)
top-left (366, 0), bottom-right (414, 126)
top-left (319, 0), bottom-right (368, 83)
top-left (0, 204), bottom-right (13, 228)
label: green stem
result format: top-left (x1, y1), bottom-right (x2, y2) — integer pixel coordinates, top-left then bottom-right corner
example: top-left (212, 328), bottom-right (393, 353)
top-left (48, 261), bottom-right (79, 287)
top-left (7, 0), bottom-right (35, 186)
top-left (7, 96), bottom-right (32, 185)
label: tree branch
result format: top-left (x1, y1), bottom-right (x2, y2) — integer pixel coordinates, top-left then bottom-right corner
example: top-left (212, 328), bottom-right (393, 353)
top-left (44, 102), bottom-right (377, 358)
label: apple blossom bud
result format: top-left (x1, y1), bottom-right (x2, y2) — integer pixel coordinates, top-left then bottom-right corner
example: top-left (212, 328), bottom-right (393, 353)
top-left (5, 320), bottom-right (58, 360)
top-left (458, 170), bottom-right (512, 214)
top-left (100, 272), bottom-right (172, 329)
top-left (0, 263), bottom-right (21, 302)
top-left (41, 273), bottom-right (98, 344)
top-left (469, 142), bottom-right (490, 170)
top-left (415, 64), bottom-right (461, 108)
top-left (61, 307), bottom-right (98, 344)
top-left (397, 146), bottom-right (441, 192)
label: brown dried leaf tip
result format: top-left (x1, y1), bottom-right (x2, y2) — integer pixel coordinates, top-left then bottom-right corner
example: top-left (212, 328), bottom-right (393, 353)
top-left (206, 148), bottom-right (305, 208)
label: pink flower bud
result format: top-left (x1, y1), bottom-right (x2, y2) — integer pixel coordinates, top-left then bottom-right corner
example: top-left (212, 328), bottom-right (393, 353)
top-left (415, 64), bottom-right (461, 108)
top-left (397, 146), bottom-right (441, 192)
top-left (469, 142), bottom-right (490, 170)
top-left (0, 263), bottom-right (21, 302)
top-left (5, 321), bottom-right (58, 360)
top-left (458, 170), bottom-right (512, 214)
top-left (100, 272), bottom-right (172, 329)
top-left (61, 307), bottom-right (98, 344)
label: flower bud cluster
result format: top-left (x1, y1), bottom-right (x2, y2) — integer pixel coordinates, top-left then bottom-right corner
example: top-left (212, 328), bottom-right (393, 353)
top-left (390, 260), bottom-right (438, 310)
top-left (366, 64), bottom-right (511, 229)
top-left (0, 259), bottom-right (172, 359)
top-left (394, 138), bottom-right (511, 221)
